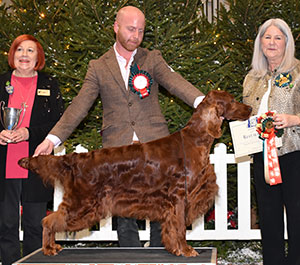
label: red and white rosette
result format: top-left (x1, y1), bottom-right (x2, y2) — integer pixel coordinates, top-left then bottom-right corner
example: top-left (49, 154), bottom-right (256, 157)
top-left (131, 74), bottom-right (150, 98)
top-left (256, 111), bottom-right (283, 185)
top-left (129, 63), bottom-right (153, 99)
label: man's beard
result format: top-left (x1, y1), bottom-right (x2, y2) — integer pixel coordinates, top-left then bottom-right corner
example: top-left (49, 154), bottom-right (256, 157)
top-left (118, 35), bottom-right (141, 52)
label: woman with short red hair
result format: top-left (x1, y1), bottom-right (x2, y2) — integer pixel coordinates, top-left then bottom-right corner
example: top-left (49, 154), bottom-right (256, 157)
top-left (0, 34), bottom-right (64, 265)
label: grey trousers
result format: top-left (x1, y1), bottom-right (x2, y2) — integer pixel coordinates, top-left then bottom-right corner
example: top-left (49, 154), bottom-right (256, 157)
top-left (117, 217), bottom-right (163, 247)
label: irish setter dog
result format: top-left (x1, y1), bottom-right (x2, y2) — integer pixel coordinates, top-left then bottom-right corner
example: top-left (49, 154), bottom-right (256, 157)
top-left (19, 90), bottom-right (251, 257)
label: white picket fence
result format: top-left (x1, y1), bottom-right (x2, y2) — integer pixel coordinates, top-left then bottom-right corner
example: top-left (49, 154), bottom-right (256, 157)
top-left (49, 143), bottom-right (268, 242)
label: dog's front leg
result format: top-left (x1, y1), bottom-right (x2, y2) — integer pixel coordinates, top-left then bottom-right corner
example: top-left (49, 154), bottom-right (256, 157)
top-left (160, 202), bottom-right (199, 257)
top-left (42, 208), bottom-right (67, 256)
top-left (42, 224), bottom-right (62, 256)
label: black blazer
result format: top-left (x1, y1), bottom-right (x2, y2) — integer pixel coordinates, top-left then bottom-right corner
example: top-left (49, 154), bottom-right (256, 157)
top-left (0, 71), bottom-right (64, 202)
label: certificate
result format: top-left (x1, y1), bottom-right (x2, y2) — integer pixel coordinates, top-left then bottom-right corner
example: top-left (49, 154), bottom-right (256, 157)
top-left (229, 116), bottom-right (282, 158)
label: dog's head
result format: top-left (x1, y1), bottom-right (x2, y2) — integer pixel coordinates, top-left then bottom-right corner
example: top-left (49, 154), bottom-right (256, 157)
top-left (19, 156), bottom-right (39, 172)
top-left (18, 155), bottom-right (66, 186)
top-left (204, 90), bottom-right (252, 121)
top-left (194, 90), bottom-right (252, 138)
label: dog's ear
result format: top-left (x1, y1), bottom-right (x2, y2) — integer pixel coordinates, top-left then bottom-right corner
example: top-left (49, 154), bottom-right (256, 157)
top-left (206, 107), bottom-right (223, 138)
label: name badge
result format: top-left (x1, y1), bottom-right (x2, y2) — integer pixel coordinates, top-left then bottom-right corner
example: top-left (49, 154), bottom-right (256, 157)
top-left (37, 89), bottom-right (50, 96)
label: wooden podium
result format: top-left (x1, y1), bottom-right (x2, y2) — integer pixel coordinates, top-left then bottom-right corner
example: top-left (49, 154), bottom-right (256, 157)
top-left (13, 247), bottom-right (217, 265)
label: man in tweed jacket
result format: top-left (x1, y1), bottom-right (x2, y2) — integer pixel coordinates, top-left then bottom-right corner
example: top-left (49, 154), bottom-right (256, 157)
top-left (35, 6), bottom-right (205, 247)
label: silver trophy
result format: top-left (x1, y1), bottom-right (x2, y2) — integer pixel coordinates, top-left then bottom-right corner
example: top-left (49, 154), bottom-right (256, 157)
top-left (0, 101), bottom-right (25, 143)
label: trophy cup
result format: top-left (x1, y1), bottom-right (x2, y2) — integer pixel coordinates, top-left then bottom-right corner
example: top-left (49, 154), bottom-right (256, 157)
top-left (0, 101), bottom-right (25, 143)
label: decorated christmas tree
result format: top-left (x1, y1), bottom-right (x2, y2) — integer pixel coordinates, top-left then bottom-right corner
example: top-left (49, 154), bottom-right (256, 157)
top-left (0, 0), bottom-right (226, 151)
top-left (0, 0), bottom-right (299, 153)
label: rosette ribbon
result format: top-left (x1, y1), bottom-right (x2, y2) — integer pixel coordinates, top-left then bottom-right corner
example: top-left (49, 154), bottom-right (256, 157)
top-left (128, 63), bottom-right (153, 99)
top-left (274, 72), bottom-right (293, 88)
top-left (256, 111), bottom-right (283, 185)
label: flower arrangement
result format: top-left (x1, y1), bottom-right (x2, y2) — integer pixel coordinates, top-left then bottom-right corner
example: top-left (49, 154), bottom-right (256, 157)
top-left (205, 208), bottom-right (238, 229)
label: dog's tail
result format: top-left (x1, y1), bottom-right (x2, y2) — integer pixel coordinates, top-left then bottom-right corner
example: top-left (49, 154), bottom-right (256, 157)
top-left (18, 155), bottom-right (68, 186)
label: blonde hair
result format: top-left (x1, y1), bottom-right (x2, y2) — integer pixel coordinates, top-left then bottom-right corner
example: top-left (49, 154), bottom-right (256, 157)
top-left (251, 18), bottom-right (296, 76)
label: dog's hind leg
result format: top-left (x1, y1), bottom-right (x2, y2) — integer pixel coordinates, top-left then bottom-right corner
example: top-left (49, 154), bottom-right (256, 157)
top-left (160, 202), bottom-right (198, 257)
top-left (42, 201), bottom-right (107, 256)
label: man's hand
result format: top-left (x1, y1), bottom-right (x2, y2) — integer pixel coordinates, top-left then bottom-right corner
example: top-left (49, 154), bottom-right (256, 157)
top-left (34, 139), bottom-right (54, 156)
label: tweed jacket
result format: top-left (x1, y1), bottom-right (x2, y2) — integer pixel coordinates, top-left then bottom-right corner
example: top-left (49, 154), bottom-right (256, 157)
top-left (243, 59), bottom-right (300, 156)
top-left (51, 47), bottom-right (204, 148)
top-left (0, 71), bottom-right (64, 202)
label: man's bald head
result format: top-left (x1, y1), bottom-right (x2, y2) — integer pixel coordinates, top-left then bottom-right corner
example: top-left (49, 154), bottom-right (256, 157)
top-left (116, 6), bottom-right (145, 25)
top-left (114, 6), bottom-right (145, 56)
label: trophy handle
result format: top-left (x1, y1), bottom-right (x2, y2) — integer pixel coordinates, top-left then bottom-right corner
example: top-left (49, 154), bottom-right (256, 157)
top-left (15, 103), bottom-right (26, 130)
top-left (0, 101), bottom-right (5, 129)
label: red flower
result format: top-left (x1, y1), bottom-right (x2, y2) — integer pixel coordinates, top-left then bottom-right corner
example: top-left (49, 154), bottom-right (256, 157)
top-left (227, 211), bottom-right (234, 219)
top-left (229, 220), bottom-right (237, 228)
top-left (206, 209), bottom-right (215, 222)
top-left (206, 208), bottom-right (238, 229)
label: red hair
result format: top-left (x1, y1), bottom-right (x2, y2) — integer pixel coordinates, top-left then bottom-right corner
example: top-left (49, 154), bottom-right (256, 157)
top-left (8, 34), bottom-right (45, 71)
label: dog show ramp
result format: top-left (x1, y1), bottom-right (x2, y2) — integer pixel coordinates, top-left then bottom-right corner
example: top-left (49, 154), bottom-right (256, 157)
top-left (13, 247), bottom-right (217, 265)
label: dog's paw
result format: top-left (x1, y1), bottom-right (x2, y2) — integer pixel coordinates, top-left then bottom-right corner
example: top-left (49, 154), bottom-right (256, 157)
top-left (54, 243), bottom-right (63, 253)
top-left (42, 247), bottom-right (58, 256)
top-left (181, 245), bottom-right (199, 257)
top-left (42, 244), bottom-right (63, 256)
top-left (170, 248), bottom-right (182, 256)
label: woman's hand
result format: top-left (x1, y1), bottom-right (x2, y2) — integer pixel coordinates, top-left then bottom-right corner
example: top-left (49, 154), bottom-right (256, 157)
top-left (9, 127), bottom-right (29, 143)
top-left (274, 113), bottom-right (300, 129)
top-left (0, 130), bottom-right (12, 145)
